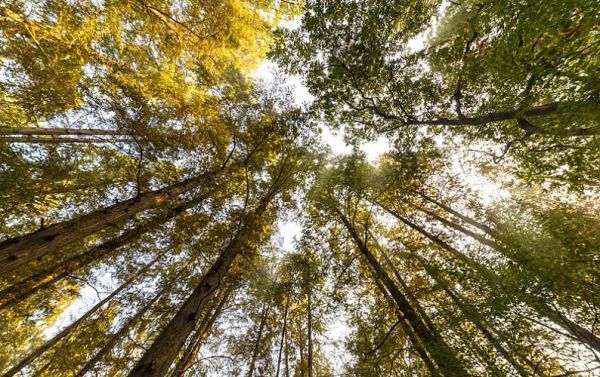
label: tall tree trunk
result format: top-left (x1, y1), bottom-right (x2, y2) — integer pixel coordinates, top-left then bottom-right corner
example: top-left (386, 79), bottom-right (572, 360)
top-left (416, 206), bottom-right (498, 250)
top-left (4, 254), bottom-right (161, 377)
top-left (0, 136), bottom-right (132, 144)
top-left (408, 250), bottom-right (531, 377)
top-left (371, 271), bottom-right (439, 376)
top-left (128, 190), bottom-right (276, 377)
top-left (0, 194), bottom-right (207, 311)
top-left (338, 212), bottom-right (468, 377)
top-left (285, 312), bottom-right (290, 377)
top-left (307, 289), bottom-right (314, 377)
top-left (382, 203), bottom-right (600, 354)
top-left (248, 303), bottom-right (269, 377)
top-left (74, 290), bottom-right (163, 377)
top-left (416, 193), bottom-right (498, 238)
top-left (174, 284), bottom-right (235, 377)
top-left (0, 127), bottom-right (128, 136)
top-left (276, 293), bottom-right (290, 377)
top-left (0, 162), bottom-right (234, 274)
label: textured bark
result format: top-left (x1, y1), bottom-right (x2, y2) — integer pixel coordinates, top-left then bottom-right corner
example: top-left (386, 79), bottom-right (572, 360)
top-left (0, 127), bottom-right (128, 136)
top-left (339, 213), bottom-right (468, 377)
top-left (247, 303), bottom-right (269, 377)
top-left (417, 193), bottom-right (499, 238)
top-left (4, 255), bottom-right (160, 377)
top-left (128, 191), bottom-right (275, 377)
top-left (0, 136), bottom-right (133, 143)
top-left (276, 294), bottom-right (289, 377)
top-left (382, 204), bottom-right (600, 354)
top-left (371, 266), bottom-right (439, 376)
top-left (0, 163), bottom-right (232, 274)
top-left (416, 206), bottom-right (498, 250)
top-left (0, 195), bottom-right (206, 311)
top-left (174, 284), bottom-right (235, 377)
top-left (409, 251), bottom-right (531, 377)
top-left (74, 291), bottom-right (163, 377)
top-left (307, 290), bottom-right (314, 377)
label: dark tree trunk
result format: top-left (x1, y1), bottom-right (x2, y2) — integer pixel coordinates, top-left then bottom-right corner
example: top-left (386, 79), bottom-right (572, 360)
top-left (382, 203), bottom-right (600, 354)
top-left (248, 303), bottom-right (269, 377)
top-left (128, 191), bottom-right (275, 377)
top-left (276, 293), bottom-right (290, 377)
top-left (0, 195), bottom-right (207, 311)
top-left (0, 163), bottom-right (232, 274)
top-left (0, 127), bottom-right (128, 136)
top-left (174, 284), bottom-right (235, 377)
top-left (307, 289), bottom-right (314, 377)
top-left (338, 213), bottom-right (468, 377)
top-left (0, 136), bottom-right (132, 143)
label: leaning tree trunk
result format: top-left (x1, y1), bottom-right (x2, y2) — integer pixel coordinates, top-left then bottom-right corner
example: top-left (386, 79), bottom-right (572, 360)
top-left (276, 293), bottom-right (290, 377)
top-left (127, 189), bottom-right (276, 377)
top-left (248, 303), bottom-right (269, 377)
top-left (371, 268), bottom-right (440, 376)
top-left (0, 162), bottom-right (234, 274)
top-left (382, 203), bottom-right (600, 354)
top-left (307, 289), bottom-right (314, 377)
top-left (0, 194), bottom-right (208, 311)
top-left (0, 127), bottom-right (128, 136)
top-left (0, 136), bottom-right (133, 144)
top-left (4, 254), bottom-right (161, 377)
top-left (338, 212), bottom-right (468, 377)
top-left (174, 283), bottom-right (235, 377)
top-left (408, 250), bottom-right (531, 377)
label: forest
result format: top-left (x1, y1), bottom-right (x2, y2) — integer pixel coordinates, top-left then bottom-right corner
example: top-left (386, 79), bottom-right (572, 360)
top-left (0, 0), bottom-right (598, 376)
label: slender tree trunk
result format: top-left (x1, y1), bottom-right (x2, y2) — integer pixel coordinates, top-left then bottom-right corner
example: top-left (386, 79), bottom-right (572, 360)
top-left (0, 162), bottom-right (233, 274)
top-left (174, 284), bottom-right (235, 377)
top-left (372, 273), bottom-right (439, 376)
top-left (128, 190), bottom-right (275, 377)
top-left (285, 313), bottom-right (290, 377)
top-left (307, 289), bottom-right (314, 377)
top-left (408, 250), bottom-right (531, 377)
top-left (276, 293), bottom-right (290, 377)
top-left (0, 136), bottom-right (132, 143)
top-left (377, 246), bottom-right (440, 338)
top-left (338, 212), bottom-right (468, 377)
top-left (416, 206), bottom-right (498, 250)
top-left (248, 303), bottom-right (269, 377)
top-left (0, 127), bottom-right (128, 136)
top-left (382, 203), bottom-right (600, 354)
top-left (416, 193), bottom-right (498, 238)
top-left (74, 291), bottom-right (163, 377)
top-left (4, 254), bottom-right (161, 377)
top-left (0, 195), bottom-right (207, 311)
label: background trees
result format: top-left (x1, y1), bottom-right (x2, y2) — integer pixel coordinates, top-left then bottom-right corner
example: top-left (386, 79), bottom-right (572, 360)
top-left (1, 0), bottom-right (598, 376)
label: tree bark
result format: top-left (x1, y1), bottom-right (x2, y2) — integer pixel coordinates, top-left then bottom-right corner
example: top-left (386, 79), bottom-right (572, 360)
top-left (127, 190), bottom-right (275, 377)
top-left (0, 163), bottom-right (233, 275)
top-left (276, 293), bottom-right (289, 377)
top-left (0, 136), bottom-right (132, 143)
top-left (307, 289), bottom-right (314, 377)
top-left (0, 127), bottom-right (128, 136)
top-left (338, 212), bottom-right (468, 377)
top-left (174, 284), bottom-right (235, 377)
top-left (4, 254), bottom-right (161, 377)
top-left (247, 303), bottom-right (269, 377)
top-left (408, 250), bottom-right (531, 377)
top-left (371, 265), bottom-right (439, 376)
top-left (382, 203), bottom-right (600, 354)
top-left (416, 193), bottom-right (499, 238)
top-left (74, 290), bottom-right (163, 377)
top-left (0, 195), bottom-right (207, 311)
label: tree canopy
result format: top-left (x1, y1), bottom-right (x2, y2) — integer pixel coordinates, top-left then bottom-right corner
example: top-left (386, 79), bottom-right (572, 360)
top-left (0, 0), bottom-right (598, 376)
